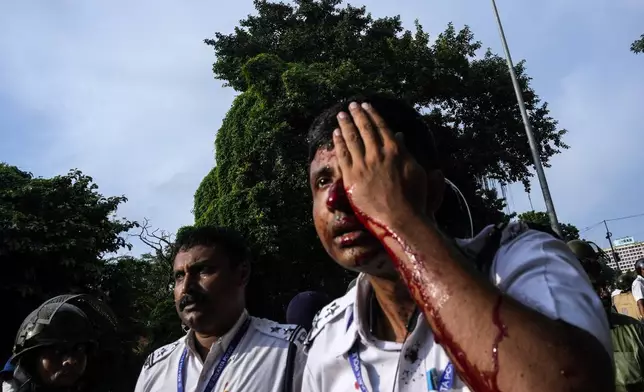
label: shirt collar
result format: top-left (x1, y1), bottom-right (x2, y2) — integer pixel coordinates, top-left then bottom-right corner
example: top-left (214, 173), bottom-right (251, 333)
top-left (331, 274), bottom-right (428, 357)
top-left (330, 274), bottom-right (371, 357)
top-left (185, 309), bottom-right (249, 356)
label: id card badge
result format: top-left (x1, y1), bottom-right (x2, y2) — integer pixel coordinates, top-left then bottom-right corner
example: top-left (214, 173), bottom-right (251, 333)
top-left (426, 368), bottom-right (439, 390)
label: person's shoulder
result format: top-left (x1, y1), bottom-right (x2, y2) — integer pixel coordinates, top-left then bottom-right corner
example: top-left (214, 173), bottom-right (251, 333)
top-left (458, 222), bottom-right (565, 274)
top-left (141, 337), bottom-right (184, 371)
top-left (486, 221), bottom-right (588, 292)
top-left (251, 317), bottom-right (308, 347)
top-left (497, 221), bottom-right (560, 246)
top-left (493, 221), bottom-right (574, 262)
top-left (483, 222), bottom-right (613, 356)
top-left (305, 288), bottom-right (355, 347)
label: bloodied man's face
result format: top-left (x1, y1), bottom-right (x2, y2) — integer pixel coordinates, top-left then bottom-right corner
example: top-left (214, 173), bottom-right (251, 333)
top-left (309, 146), bottom-right (395, 277)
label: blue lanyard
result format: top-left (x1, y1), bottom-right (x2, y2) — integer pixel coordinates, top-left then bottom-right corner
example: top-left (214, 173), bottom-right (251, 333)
top-left (431, 362), bottom-right (455, 391)
top-left (347, 344), bottom-right (369, 392)
top-left (177, 318), bottom-right (251, 392)
top-left (348, 343), bottom-right (455, 392)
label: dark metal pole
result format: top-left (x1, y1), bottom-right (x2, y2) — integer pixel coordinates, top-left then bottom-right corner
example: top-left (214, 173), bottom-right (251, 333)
top-left (603, 220), bottom-right (620, 265)
top-left (490, 0), bottom-right (563, 239)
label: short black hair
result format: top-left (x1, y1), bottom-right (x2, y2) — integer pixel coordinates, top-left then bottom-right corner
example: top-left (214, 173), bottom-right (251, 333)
top-left (307, 93), bottom-right (439, 170)
top-left (174, 225), bottom-right (251, 267)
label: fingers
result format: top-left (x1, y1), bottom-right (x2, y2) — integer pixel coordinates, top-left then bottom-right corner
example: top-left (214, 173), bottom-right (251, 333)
top-left (332, 128), bottom-right (352, 169)
top-left (335, 101), bottom-right (397, 168)
top-left (348, 102), bottom-right (381, 153)
top-left (337, 111), bottom-right (364, 160)
top-left (361, 102), bottom-right (396, 146)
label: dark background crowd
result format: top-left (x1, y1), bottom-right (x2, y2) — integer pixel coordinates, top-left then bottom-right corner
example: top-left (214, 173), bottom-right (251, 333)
top-left (2, 0), bottom-right (642, 390)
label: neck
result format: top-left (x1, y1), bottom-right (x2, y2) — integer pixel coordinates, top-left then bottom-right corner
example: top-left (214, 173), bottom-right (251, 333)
top-left (367, 275), bottom-right (417, 343)
top-left (193, 309), bottom-right (244, 360)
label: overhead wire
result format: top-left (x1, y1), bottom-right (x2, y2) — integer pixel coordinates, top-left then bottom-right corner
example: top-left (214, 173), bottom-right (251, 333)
top-left (580, 213), bottom-right (644, 233)
top-left (605, 213), bottom-right (644, 223)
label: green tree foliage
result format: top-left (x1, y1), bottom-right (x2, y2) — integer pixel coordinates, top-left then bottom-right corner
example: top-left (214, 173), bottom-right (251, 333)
top-left (99, 256), bottom-right (177, 386)
top-left (0, 164), bottom-right (136, 362)
top-left (517, 210), bottom-right (580, 241)
top-left (197, 0), bottom-right (569, 320)
top-left (102, 221), bottom-right (180, 353)
top-left (632, 34), bottom-right (644, 54)
top-left (97, 221), bottom-right (182, 387)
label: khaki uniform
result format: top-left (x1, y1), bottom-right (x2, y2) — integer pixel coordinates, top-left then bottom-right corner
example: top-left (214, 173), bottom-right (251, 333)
top-left (615, 292), bottom-right (640, 319)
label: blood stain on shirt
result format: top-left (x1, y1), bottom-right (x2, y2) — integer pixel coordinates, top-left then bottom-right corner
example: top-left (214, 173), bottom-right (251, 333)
top-left (404, 347), bottom-right (419, 363)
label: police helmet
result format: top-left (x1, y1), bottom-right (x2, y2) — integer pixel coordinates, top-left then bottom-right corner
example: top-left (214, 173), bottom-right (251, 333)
top-left (11, 302), bottom-right (96, 363)
top-left (567, 240), bottom-right (597, 260)
top-left (635, 259), bottom-right (644, 273)
top-left (10, 294), bottom-right (119, 364)
top-left (616, 273), bottom-right (636, 291)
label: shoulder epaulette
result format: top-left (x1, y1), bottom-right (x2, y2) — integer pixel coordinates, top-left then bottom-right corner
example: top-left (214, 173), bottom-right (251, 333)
top-left (306, 292), bottom-right (353, 346)
top-left (143, 339), bottom-right (182, 370)
top-left (252, 318), bottom-right (307, 346)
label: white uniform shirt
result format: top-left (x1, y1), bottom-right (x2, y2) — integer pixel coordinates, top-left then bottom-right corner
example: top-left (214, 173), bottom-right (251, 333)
top-left (303, 223), bottom-right (612, 392)
top-left (1, 381), bottom-right (17, 392)
top-left (135, 311), bottom-right (307, 392)
top-left (632, 275), bottom-right (644, 303)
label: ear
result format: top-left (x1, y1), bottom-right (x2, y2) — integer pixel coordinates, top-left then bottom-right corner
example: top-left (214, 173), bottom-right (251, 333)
top-left (425, 169), bottom-right (445, 215)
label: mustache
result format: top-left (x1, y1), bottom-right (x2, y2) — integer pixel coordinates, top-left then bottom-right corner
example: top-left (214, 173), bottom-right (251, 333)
top-left (178, 292), bottom-right (207, 311)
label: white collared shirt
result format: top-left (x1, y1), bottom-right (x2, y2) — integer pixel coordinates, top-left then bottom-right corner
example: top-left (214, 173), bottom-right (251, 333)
top-left (632, 275), bottom-right (644, 303)
top-left (303, 223), bottom-right (612, 392)
top-left (135, 310), bottom-right (307, 392)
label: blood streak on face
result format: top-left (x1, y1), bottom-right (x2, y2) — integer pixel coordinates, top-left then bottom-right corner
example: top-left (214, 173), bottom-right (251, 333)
top-left (345, 185), bottom-right (508, 392)
top-left (326, 179), bottom-right (350, 211)
top-left (310, 148), bottom-right (389, 273)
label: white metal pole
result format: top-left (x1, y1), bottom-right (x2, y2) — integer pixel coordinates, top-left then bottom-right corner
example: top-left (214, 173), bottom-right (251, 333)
top-left (490, 0), bottom-right (563, 238)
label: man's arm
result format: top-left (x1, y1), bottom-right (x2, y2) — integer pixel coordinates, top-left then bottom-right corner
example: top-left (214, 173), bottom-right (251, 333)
top-left (637, 300), bottom-right (644, 320)
top-left (632, 282), bottom-right (644, 320)
top-left (376, 215), bottom-right (613, 392)
top-left (331, 102), bottom-right (613, 391)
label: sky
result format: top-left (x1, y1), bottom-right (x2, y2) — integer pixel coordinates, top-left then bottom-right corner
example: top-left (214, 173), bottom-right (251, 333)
top-left (0, 0), bottom-right (642, 255)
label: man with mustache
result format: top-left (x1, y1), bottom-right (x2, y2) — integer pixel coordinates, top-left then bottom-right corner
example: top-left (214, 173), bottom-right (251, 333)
top-left (302, 94), bottom-right (613, 391)
top-left (134, 226), bottom-right (307, 392)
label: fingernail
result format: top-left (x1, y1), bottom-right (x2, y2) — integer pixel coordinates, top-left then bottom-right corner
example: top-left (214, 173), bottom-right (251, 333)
top-left (337, 112), bottom-right (348, 119)
top-left (333, 128), bottom-right (341, 137)
top-left (349, 102), bottom-right (359, 110)
top-left (361, 102), bottom-right (371, 110)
